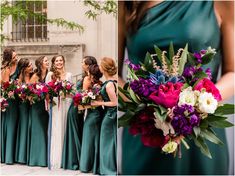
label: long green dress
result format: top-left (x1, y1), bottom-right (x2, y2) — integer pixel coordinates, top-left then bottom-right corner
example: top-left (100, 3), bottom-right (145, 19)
top-left (27, 99), bottom-right (49, 166)
top-left (15, 101), bottom-right (30, 164)
top-left (99, 80), bottom-right (117, 175)
top-left (122, 1), bottom-right (229, 175)
top-left (79, 106), bottom-right (103, 174)
top-left (61, 80), bottom-right (84, 170)
top-left (1, 69), bottom-right (19, 164)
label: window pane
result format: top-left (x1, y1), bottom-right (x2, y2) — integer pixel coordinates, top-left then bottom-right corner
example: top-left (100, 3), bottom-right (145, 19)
top-left (28, 26), bottom-right (34, 39)
top-left (43, 26), bottom-right (47, 39)
top-left (36, 26), bottom-right (42, 38)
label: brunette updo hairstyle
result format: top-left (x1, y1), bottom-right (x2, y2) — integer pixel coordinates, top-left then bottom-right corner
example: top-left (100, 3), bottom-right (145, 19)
top-left (1, 48), bottom-right (15, 69)
top-left (100, 57), bottom-right (117, 76)
top-left (50, 55), bottom-right (65, 80)
top-left (89, 64), bottom-right (103, 85)
top-left (34, 56), bottom-right (48, 82)
top-left (82, 56), bottom-right (97, 78)
top-left (17, 58), bottom-right (31, 83)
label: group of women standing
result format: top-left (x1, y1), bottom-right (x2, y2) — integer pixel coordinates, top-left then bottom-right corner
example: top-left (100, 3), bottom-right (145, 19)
top-left (1, 48), bottom-right (117, 175)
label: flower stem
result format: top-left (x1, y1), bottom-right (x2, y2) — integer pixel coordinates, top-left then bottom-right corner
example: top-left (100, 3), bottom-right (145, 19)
top-left (181, 138), bottom-right (190, 149)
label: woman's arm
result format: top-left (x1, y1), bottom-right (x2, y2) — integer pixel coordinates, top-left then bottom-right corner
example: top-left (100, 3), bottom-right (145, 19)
top-left (215, 2), bottom-right (234, 101)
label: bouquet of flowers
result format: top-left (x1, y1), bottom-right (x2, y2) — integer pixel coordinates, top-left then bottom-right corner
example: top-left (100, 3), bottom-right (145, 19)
top-left (118, 43), bottom-right (234, 158)
top-left (15, 83), bottom-right (32, 102)
top-left (61, 80), bottom-right (74, 97)
top-left (29, 83), bottom-right (49, 104)
top-left (0, 80), bottom-right (18, 99)
top-left (0, 97), bottom-right (9, 112)
top-left (73, 83), bottom-right (101, 106)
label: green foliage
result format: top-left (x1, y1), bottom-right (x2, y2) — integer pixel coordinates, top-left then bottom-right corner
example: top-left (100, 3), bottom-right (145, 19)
top-left (84, 0), bottom-right (117, 20)
top-left (178, 44), bottom-right (188, 75)
top-left (0, 0), bottom-right (117, 42)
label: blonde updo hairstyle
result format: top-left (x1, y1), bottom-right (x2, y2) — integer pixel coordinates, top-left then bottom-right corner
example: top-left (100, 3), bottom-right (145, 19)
top-left (100, 57), bottom-right (117, 76)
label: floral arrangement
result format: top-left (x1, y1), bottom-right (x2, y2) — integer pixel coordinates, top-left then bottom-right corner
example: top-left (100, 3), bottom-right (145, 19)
top-left (0, 80), bottom-right (18, 99)
top-left (118, 43), bottom-right (234, 158)
top-left (0, 97), bottom-right (9, 112)
top-left (47, 80), bottom-right (74, 97)
top-left (73, 83), bottom-right (101, 106)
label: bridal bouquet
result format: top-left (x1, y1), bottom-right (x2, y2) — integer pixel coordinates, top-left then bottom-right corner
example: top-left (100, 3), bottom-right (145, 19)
top-left (0, 80), bottom-right (18, 99)
top-left (47, 80), bottom-right (74, 97)
top-left (118, 44), bottom-right (234, 158)
top-left (0, 97), bottom-right (9, 112)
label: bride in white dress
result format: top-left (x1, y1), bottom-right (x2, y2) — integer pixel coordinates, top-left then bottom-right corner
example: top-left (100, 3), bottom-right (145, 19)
top-left (45, 55), bottom-right (72, 169)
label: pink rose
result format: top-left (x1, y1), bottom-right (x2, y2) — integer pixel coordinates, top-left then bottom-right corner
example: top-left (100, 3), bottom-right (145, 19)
top-left (194, 78), bottom-right (222, 101)
top-left (42, 86), bottom-right (49, 93)
top-left (149, 82), bottom-right (183, 108)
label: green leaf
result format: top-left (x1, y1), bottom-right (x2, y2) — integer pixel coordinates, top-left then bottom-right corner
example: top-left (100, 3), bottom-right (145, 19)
top-left (200, 120), bottom-right (209, 129)
top-left (154, 108), bottom-right (167, 122)
top-left (129, 87), bottom-right (141, 104)
top-left (193, 71), bottom-right (208, 79)
top-left (201, 53), bottom-right (215, 65)
top-left (214, 104), bottom-right (235, 116)
top-left (118, 110), bottom-right (135, 128)
top-left (187, 52), bottom-right (197, 65)
top-left (193, 136), bottom-right (212, 159)
top-left (178, 44), bottom-right (188, 75)
top-left (168, 42), bottom-right (174, 64)
top-left (118, 86), bottom-right (132, 101)
top-left (143, 52), bottom-right (155, 73)
top-left (209, 120), bottom-right (234, 128)
top-left (136, 103), bottom-right (146, 112)
top-left (201, 129), bottom-right (223, 146)
top-left (127, 67), bottom-right (139, 80)
top-left (193, 126), bottom-right (201, 138)
top-left (123, 82), bottom-right (129, 91)
top-left (154, 45), bottom-right (171, 66)
top-left (182, 83), bottom-right (190, 89)
top-left (206, 115), bottom-right (227, 122)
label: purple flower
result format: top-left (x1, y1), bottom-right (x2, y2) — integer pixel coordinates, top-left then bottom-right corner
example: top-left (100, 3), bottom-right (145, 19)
top-left (183, 66), bottom-right (196, 78)
top-left (193, 52), bottom-right (202, 63)
top-left (171, 104), bottom-right (200, 135)
top-left (125, 59), bottom-right (141, 71)
top-left (200, 49), bottom-right (207, 55)
top-left (130, 78), bottom-right (157, 97)
top-left (205, 68), bottom-right (212, 80)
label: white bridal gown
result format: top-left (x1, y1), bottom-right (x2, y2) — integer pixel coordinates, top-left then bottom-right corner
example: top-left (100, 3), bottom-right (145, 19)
top-left (45, 71), bottom-right (72, 169)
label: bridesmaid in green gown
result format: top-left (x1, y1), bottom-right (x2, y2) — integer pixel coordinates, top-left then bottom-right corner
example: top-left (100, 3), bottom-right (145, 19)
top-left (27, 56), bottom-right (49, 166)
top-left (118, 1), bottom-right (234, 175)
top-left (79, 63), bottom-right (104, 174)
top-left (91, 57), bottom-right (118, 175)
top-left (61, 56), bottom-right (97, 170)
top-left (15, 58), bottom-right (33, 164)
top-left (1, 48), bottom-right (19, 164)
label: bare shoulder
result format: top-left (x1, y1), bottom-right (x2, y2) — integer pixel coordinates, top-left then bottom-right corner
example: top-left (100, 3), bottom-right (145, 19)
top-left (106, 81), bottom-right (116, 90)
top-left (214, 1), bottom-right (234, 22)
top-left (30, 74), bottom-right (39, 83)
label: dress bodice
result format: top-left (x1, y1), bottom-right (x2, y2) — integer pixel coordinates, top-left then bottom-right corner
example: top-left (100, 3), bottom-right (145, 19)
top-left (126, 1), bottom-right (221, 82)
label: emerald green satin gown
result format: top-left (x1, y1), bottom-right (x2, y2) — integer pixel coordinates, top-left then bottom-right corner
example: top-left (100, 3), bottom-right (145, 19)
top-left (61, 80), bottom-right (84, 170)
top-left (1, 69), bottom-right (19, 164)
top-left (15, 101), bottom-right (30, 164)
top-left (99, 80), bottom-right (117, 175)
top-left (27, 99), bottom-right (49, 166)
top-left (122, 1), bottom-right (229, 175)
top-left (79, 106), bottom-right (103, 174)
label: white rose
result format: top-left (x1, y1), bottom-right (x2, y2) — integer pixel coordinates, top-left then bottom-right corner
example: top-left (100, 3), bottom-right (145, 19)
top-left (22, 84), bottom-right (27, 89)
top-left (198, 92), bottom-right (218, 114)
top-left (91, 96), bottom-right (96, 100)
top-left (178, 87), bottom-right (197, 106)
top-left (162, 141), bottom-right (178, 154)
top-left (88, 92), bottom-right (93, 97)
